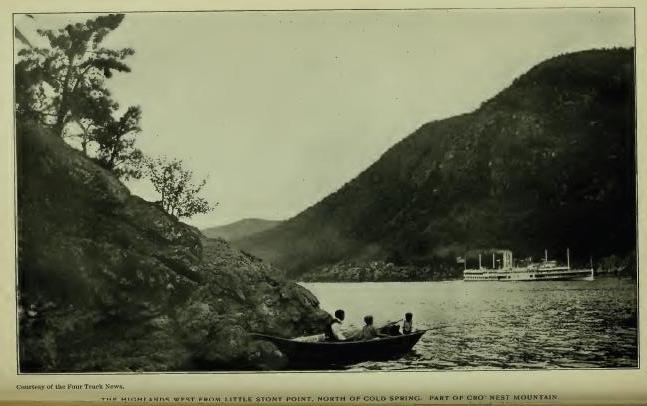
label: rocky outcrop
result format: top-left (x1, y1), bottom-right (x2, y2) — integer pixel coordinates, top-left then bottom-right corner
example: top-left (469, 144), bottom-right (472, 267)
top-left (17, 121), bottom-right (330, 372)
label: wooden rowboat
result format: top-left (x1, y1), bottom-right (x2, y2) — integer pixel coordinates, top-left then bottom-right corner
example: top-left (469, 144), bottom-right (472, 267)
top-left (250, 330), bottom-right (427, 368)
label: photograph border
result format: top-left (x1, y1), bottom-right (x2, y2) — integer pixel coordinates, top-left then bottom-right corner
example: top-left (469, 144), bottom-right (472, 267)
top-left (10, 4), bottom-right (641, 377)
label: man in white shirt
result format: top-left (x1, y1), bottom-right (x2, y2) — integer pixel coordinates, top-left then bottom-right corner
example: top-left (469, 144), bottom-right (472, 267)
top-left (326, 309), bottom-right (346, 341)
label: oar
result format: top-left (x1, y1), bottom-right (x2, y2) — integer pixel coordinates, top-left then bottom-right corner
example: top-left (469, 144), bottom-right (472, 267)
top-left (379, 319), bottom-right (403, 328)
top-left (417, 325), bottom-right (451, 332)
top-left (376, 319), bottom-right (404, 335)
top-left (418, 323), bottom-right (476, 332)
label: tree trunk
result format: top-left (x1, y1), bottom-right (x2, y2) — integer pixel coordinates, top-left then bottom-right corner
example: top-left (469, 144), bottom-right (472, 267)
top-left (54, 54), bottom-right (76, 137)
top-left (78, 121), bottom-right (89, 155)
top-left (107, 143), bottom-right (119, 169)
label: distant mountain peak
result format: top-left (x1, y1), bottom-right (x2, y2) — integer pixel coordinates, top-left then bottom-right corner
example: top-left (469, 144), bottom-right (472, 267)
top-left (202, 218), bottom-right (282, 241)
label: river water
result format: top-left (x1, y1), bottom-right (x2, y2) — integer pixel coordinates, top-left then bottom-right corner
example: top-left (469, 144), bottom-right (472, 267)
top-left (300, 277), bottom-right (637, 370)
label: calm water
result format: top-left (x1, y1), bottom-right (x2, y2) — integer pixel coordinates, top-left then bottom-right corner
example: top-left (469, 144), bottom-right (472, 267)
top-left (300, 277), bottom-right (637, 370)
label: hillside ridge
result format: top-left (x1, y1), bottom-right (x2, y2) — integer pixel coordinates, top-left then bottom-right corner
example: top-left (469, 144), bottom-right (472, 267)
top-left (202, 218), bottom-right (282, 241)
top-left (236, 48), bottom-right (636, 279)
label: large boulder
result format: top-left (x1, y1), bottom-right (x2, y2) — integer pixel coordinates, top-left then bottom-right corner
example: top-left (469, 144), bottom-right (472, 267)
top-left (17, 121), bottom-right (330, 372)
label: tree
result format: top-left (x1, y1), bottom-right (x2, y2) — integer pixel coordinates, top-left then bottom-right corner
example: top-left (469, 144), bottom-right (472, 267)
top-left (16, 14), bottom-right (134, 136)
top-left (16, 14), bottom-right (143, 181)
top-left (93, 105), bottom-right (144, 180)
top-left (67, 83), bottom-right (117, 154)
top-left (145, 156), bottom-right (217, 218)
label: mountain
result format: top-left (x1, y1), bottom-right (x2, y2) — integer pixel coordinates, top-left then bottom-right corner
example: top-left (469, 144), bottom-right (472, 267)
top-left (202, 218), bottom-right (281, 241)
top-left (237, 48), bottom-right (636, 279)
top-left (17, 120), bottom-right (330, 372)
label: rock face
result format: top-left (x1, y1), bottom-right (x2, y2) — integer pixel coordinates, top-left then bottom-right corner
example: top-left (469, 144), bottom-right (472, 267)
top-left (17, 121), bottom-right (330, 372)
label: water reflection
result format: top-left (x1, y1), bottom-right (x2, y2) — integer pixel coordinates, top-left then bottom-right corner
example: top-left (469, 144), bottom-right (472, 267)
top-left (301, 277), bottom-right (637, 371)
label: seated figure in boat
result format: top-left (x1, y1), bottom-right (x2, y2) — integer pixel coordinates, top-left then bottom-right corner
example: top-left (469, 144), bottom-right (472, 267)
top-left (402, 312), bottom-right (413, 334)
top-left (325, 309), bottom-right (347, 341)
top-left (362, 315), bottom-right (389, 340)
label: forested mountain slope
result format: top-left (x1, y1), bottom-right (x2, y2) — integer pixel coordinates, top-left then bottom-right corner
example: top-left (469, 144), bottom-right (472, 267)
top-left (237, 48), bottom-right (635, 279)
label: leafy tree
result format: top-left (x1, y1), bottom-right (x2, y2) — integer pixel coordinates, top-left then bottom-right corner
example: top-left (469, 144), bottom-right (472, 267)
top-left (16, 14), bottom-right (143, 181)
top-left (68, 84), bottom-right (117, 154)
top-left (145, 156), bottom-right (216, 218)
top-left (16, 14), bottom-right (134, 136)
top-left (93, 106), bottom-right (144, 180)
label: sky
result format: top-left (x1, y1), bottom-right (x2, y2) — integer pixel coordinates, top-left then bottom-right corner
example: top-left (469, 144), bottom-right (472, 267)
top-left (15, 8), bottom-right (634, 229)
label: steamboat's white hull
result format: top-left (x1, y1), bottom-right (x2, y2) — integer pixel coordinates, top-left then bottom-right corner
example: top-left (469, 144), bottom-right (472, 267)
top-left (463, 267), bottom-right (594, 282)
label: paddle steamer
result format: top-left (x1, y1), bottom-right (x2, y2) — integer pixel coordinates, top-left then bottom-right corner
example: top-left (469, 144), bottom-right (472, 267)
top-left (463, 249), bottom-right (593, 281)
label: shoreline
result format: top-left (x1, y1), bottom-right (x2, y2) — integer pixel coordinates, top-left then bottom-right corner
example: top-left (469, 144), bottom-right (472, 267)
top-left (299, 273), bottom-right (635, 284)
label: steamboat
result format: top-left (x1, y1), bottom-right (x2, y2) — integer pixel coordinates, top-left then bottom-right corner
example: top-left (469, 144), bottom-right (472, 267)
top-left (463, 249), bottom-right (594, 282)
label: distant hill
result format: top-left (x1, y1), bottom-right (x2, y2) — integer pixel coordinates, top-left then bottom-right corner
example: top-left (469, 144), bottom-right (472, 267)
top-left (237, 48), bottom-right (636, 279)
top-left (202, 218), bottom-right (281, 241)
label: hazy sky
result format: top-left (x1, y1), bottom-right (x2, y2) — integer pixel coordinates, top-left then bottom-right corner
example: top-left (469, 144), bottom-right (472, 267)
top-left (15, 8), bottom-right (634, 229)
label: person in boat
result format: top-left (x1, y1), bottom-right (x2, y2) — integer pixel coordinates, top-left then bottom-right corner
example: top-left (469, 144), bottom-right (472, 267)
top-left (402, 312), bottom-right (413, 334)
top-left (325, 309), bottom-right (346, 341)
top-left (361, 315), bottom-right (389, 340)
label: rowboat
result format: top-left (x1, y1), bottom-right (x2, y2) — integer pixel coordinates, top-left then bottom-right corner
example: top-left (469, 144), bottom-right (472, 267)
top-left (250, 330), bottom-right (427, 368)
